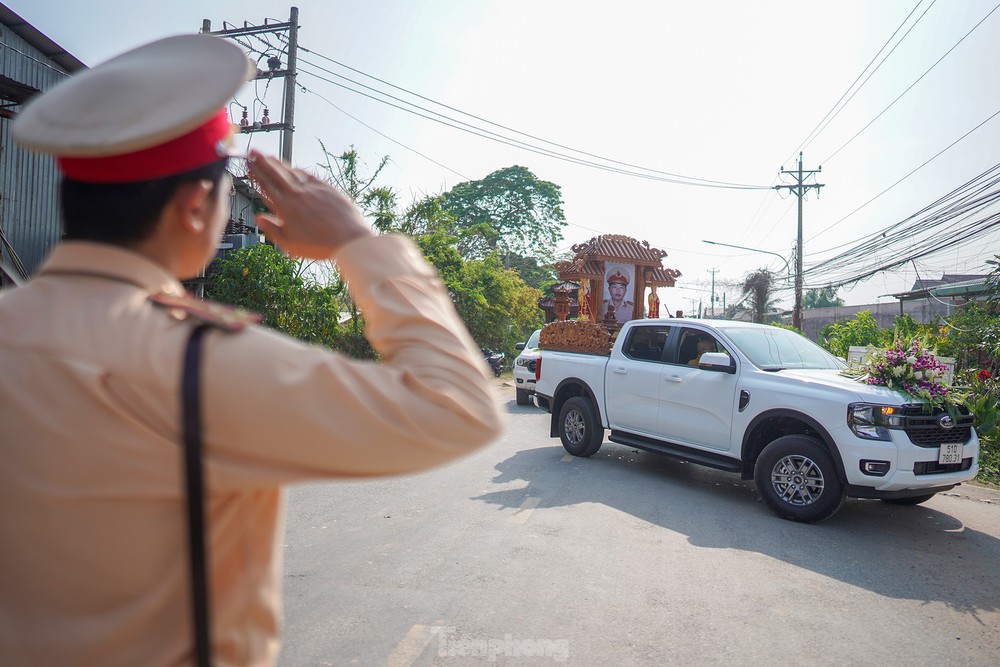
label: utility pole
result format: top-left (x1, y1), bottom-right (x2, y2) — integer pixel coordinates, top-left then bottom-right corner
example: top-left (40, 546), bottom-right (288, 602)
top-left (774, 152), bottom-right (823, 330)
top-left (707, 268), bottom-right (718, 317)
top-left (686, 298), bottom-right (698, 318)
top-left (201, 7), bottom-right (299, 163)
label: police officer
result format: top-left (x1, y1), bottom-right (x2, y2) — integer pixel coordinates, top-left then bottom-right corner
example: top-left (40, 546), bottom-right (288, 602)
top-left (0, 35), bottom-right (501, 666)
top-left (602, 270), bottom-right (633, 324)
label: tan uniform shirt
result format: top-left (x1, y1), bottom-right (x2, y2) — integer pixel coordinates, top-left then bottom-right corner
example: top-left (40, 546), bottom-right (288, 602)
top-left (0, 235), bottom-right (502, 666)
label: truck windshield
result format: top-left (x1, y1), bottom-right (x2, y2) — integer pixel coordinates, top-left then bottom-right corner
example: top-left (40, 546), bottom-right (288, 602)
top-left (526, 330), bottom-right (541, 349)
top-left (720, 327), bottom-right (844, 371)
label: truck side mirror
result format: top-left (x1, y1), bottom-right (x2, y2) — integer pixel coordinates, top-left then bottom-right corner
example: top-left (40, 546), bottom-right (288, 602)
top-left (515, 342), bottom-right (526, 351)
top-left (698, 352), bottom-right (736, 374)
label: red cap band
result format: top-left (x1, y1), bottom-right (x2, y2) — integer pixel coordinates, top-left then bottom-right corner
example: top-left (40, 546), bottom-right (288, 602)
top-left (57, 110), bottom-right (233, 183)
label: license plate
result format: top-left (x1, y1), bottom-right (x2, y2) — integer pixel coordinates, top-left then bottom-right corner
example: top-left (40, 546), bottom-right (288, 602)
top-left (938, 442), bottom-right (963, 465)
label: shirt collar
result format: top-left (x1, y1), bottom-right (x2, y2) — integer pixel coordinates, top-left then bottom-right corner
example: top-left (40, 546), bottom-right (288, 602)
top-left (37, 241), bottom-right (186, 296)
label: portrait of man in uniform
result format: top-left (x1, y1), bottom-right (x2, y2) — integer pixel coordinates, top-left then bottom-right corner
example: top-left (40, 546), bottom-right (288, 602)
top-left (602, 264), bottom-right (634, 324)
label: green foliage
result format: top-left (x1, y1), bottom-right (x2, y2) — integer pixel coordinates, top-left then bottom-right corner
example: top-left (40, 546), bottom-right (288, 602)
top-left (819, 310), bottom-right (889, 359)
top-left (207, 244), bottom-right (301, 329)
top-left (317, 142), bottom-right (397, 233)
top-left (503, 253), bottom-right (558, 292)
top-left (441, 166), bottom-right (566, 263)
top-left (769, 321), bottom-right (803, 334)
top-left (819, 307), bottom-right (1000, 484)
top-left (803, 287), bottom-right (844, 309)
top-left (416, 232), bottom-right (544, 360)
top-left (986, 254), bottom-right (1000, 299)
top-left (935, 302), bottom-right (1000, 369)
top-left (206, 244), bottom-right (376, 359)
top-left (967, 369), bottom-right (1000, 486)
top-left (396, 195), bottom-right (456, 236)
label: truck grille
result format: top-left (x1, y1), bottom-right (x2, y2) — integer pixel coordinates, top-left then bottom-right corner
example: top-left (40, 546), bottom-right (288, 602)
top-left (914, 458), bottom-right (973, 475)
top-left (897, 406), bottom-right (974, 448)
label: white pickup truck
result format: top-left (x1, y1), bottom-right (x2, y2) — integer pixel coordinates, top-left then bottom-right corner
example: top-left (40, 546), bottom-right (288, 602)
top-left (534, 319), bottom-right (980, 522)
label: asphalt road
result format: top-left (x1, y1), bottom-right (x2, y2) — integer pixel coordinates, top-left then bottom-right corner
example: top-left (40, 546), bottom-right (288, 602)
top-left (277, 379), bottom-right (1000, 666)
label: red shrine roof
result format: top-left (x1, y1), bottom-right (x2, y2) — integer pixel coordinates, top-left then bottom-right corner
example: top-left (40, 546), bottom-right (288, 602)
top-left (556, 234), bottom-right (681, 286)
top-left (570, 234), bottom-right (669, 266)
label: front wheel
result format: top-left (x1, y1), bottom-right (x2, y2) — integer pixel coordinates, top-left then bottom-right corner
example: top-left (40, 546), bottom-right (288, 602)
top-left (882, 493), bottom-right (937, 506)
top-left (754, 435), bottom-right (845, 523)
top-left (516, 388), bottom-right (530, 406)
top-left (558, 396), bottom-right (603, 457)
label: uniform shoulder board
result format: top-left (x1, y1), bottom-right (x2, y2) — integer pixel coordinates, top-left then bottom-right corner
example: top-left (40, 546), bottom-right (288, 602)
top-left (149, 292), bottom-right (263, 333)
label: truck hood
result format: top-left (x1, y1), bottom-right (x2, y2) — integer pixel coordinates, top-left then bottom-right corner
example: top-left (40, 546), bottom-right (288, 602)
top-left (773, 368), bottom-right (911, 405)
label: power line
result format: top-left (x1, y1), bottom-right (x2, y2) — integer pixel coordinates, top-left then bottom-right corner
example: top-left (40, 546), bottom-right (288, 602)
top-left (296, 46), bottom-right (771, 190)
top-left (785, 0), bottom-right (935, 164)
top-left (299, 65), bottom-right (773, 190)
top-left (821, 0), bottom-right (1000, 165)
top-left (806, 105), bottom-right (1000, 246)
top-left (800, 162), bottom-right (1000, 288)
top-left (298, 84), bottom-right (471, 181)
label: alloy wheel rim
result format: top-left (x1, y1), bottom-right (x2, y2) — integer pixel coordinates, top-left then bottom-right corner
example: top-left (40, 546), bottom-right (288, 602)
top-left (564, 409), bottom-right (585, 445)
top-left (770, 454), bottom-right (825, 506)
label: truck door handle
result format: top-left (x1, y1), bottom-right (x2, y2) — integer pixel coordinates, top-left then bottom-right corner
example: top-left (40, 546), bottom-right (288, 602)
top-left (665, 375), bottom-right (683, 383)
top-left (611, 367), bottom-right (628, 375)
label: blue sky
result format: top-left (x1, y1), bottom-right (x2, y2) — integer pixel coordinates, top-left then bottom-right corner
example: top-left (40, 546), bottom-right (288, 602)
top-left (10, 0), bottom-right (1000, 312)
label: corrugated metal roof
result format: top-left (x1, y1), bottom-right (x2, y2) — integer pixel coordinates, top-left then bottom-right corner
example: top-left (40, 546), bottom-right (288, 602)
top-left (891, 277), bottom-right (993, 301)
top-left (911, 274), bottom-right (987, 290)
top-left (0, 4), bottom-right (86, 74)
top-left (0, 3), bottom-right (86, 280)
top-left (570, 234), bottom-right (669, 265)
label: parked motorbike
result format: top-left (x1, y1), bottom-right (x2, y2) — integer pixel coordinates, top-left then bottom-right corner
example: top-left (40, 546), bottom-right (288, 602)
top-left (481, 347), bottom-right (505, 377)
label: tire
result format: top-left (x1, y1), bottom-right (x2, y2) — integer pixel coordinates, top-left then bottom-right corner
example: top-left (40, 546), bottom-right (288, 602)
top-left (882, 493), bottom-right (937, 506)
top-left (754, 435), bottom-right (845, 523)
top-left (516, 388), bottom-right (530, 406)
top-left (558, 396), bottom-right (603, 457)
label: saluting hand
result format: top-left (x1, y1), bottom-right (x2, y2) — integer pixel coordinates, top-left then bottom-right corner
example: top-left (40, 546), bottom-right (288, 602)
top-left (247, 150), bottom-right (373, 259)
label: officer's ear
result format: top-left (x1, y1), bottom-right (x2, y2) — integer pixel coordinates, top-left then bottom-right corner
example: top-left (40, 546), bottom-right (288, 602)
top-left (170, 179), bottom-right (216, 234)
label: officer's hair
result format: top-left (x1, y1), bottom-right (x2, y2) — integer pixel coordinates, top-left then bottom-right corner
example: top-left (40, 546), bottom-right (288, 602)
top-left (60, 159), bottom-right (229, 245)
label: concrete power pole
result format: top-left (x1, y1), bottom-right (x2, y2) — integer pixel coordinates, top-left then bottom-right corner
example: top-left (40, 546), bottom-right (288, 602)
top-left (774, 152), bottom-right (824, 330)
top-left (708, 268), bottom-right (718, 317)
top-left (202, 7), bottom-right (299, 163)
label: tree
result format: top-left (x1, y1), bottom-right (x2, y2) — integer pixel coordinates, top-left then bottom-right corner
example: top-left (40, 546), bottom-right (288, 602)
top-left (415, 232), bottom-right (543, 356)
top-left (503, 253), bottom-right (557, 292)
top-left (317, 142), bottom-right (397, 233)
top-left (458, 254), bottom-right (544, 353)
top-left (315, 144), bottom-right (400, 331)
top-left (206, 244), bottom-right (376, 358)
top-left (396, 195), bottom-right (456, 237)
top-left (740, 269), bottom-right (778, 323)
top-left (441, 166), bottom-right (566, 264)
top-left (819, 310), bottom-right (888, 359)
top-left (803, 287), bottom-right (844, 309)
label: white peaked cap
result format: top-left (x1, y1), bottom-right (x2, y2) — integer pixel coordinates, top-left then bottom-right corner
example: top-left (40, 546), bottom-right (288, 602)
top-left (13, 34), bottom-right (254, 158)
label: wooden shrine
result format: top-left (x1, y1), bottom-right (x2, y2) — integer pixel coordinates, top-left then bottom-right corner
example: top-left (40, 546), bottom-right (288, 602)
top-left (540, 235), bottom-right (681, 354)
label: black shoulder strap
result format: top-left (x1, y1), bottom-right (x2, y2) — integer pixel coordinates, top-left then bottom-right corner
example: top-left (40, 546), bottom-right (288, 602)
top-left (182, 324), bottom-right (213, 667)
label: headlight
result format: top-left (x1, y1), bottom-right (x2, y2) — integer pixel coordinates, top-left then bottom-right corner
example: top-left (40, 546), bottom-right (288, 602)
top-left (847, 403), bottom-right (903, 441)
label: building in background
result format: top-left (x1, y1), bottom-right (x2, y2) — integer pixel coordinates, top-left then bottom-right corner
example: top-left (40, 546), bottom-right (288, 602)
top-left (796, 273), bottom-right (991, 341)
top-left (0, 2), bottom-right (85, 286)
top-left (1, 3), bottom-right (262, 292)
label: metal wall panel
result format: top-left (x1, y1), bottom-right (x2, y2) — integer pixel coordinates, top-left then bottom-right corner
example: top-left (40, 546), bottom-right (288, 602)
top-left (1, 23), bottom-right (72, 277)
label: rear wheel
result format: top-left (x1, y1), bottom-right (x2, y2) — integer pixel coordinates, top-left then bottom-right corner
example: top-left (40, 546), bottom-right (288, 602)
top-left (558, 396), bottom-right (603, 457)
top-left (754, 435), bottom-right (845, 523)
top-left (882, 493), bottom-right (937, 506)
top-left (516, 388), bottom-right (530, 406)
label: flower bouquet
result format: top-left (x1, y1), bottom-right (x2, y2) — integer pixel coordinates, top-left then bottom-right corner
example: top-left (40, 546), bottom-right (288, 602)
top-left (842, 339), bottom-right (969, 415)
